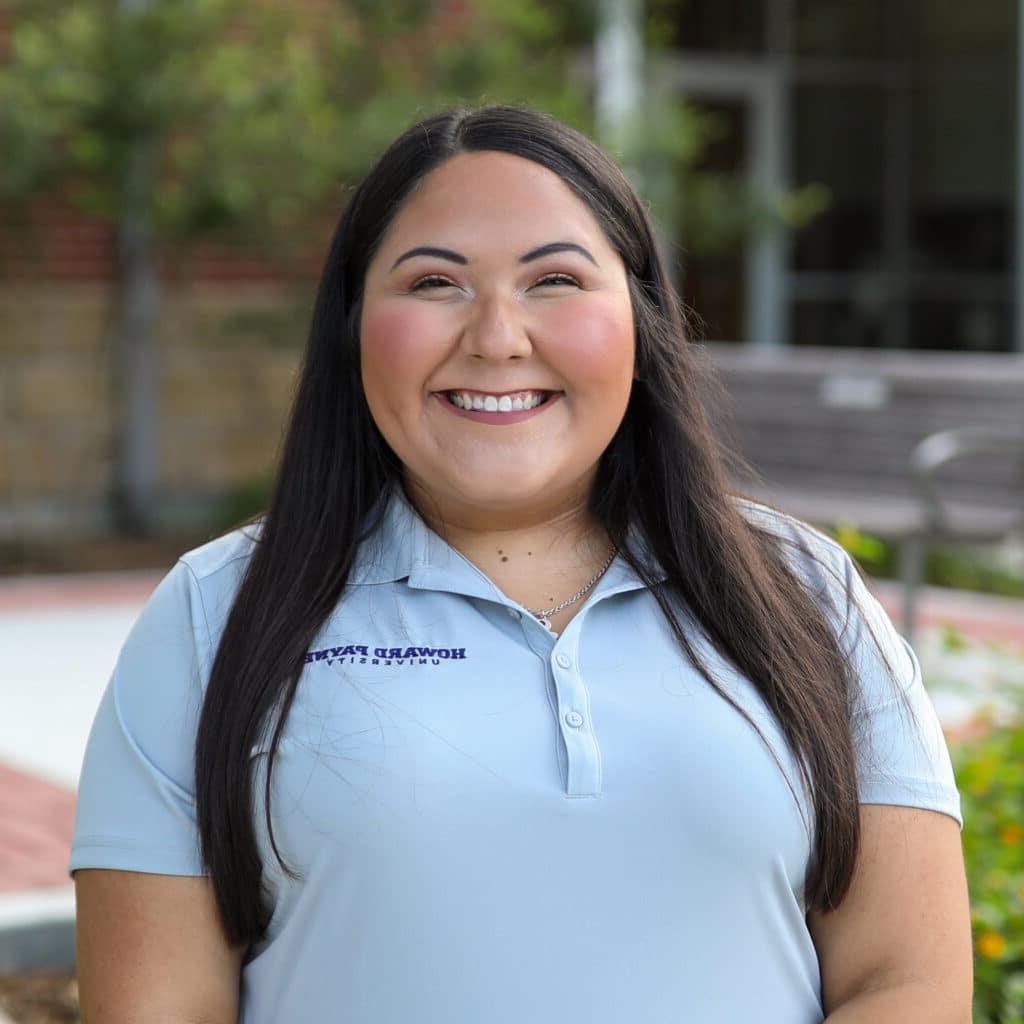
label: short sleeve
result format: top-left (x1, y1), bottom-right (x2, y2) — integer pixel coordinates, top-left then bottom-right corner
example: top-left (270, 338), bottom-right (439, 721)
top-left (68, 559), bottom-right (211, 877)
top-left (837, 550), bottom-right (964, 830)
top-left (739, 499), bottom-right (964, 831)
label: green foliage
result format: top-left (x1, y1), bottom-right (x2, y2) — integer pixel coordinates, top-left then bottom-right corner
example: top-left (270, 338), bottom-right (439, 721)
top-left (217, 474), bottom-right (274, 532)
top-left (950, 684), bottom-right (1024, 1023)
top-left (831, 523), bottom-right (892, 572)
top-left (828, 524), bottom-right (1024, 599)
top-left (926, 547), bottom-right (1024, 601)
top-left (0, 0), bottom-right (594, 260)
top-left (1, 0), bottom-right (342, 251)
top-left (0, 0), bottom-right (801, 267)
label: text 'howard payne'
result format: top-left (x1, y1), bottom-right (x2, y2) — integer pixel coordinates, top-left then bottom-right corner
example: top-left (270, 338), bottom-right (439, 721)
top-left (305, 644), bottom-right (468, 667)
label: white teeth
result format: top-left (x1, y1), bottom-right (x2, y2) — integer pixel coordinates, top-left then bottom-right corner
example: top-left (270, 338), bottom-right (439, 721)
top-left (446, 390), bottom-right (550, 413)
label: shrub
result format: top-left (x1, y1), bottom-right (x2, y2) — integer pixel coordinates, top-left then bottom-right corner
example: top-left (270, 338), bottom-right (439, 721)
top-left (948, 681), bottom-right (1024, 1021)
top-left (829, 524), bottom-right (1024, 599)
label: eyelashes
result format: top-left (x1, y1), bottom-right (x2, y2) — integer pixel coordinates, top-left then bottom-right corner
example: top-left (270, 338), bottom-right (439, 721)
top-left (409, 272), bottom-right (580, 292)
top-left (408, 276), bottom-right (459, 291)
top-left (533, 273), bottom-right (580, 288)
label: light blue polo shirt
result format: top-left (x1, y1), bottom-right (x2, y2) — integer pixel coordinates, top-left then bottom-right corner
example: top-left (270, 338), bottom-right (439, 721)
top-left (69, 488), bottom-right (962, 1023)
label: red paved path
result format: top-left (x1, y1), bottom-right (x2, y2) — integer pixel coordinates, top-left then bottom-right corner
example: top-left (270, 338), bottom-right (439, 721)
top-left (0, 572), bottom-right (160, 613)
top-left (0, 572), bottom-right (1020, 897)
top-left (873, 580), bottom-right (1024, 649)
top-left (0, 764), bottom-right (75, 894)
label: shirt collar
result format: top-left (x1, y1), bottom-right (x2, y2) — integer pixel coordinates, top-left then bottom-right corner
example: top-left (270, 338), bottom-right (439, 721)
top-left (347, 483), bottom-right (668, 598)
top-left (347, 484), bottom-right (429, 585)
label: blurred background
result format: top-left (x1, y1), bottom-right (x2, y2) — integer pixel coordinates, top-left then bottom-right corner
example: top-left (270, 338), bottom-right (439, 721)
top-left (0, 3), bottom-right (1022, 1021)
top-left (0, 0), bottom-right (1021, 560)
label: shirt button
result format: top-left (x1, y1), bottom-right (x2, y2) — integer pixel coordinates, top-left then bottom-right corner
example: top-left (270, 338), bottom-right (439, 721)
top-left (555, 653), bottom-right (572, 669)
top-left (564, 710), bottom-right (584, 728)
top-left (507, 608), bottom-right (521, 620)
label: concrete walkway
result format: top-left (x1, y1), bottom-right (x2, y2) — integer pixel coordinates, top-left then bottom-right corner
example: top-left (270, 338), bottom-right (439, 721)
top-left (0, 568), bottom-right (1021, 968)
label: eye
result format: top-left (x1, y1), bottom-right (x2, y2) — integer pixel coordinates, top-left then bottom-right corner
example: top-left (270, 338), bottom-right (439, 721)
top-left (534, 273), bottom-right (579, 288)
top-left (409, 274), bottom-right (458, 291)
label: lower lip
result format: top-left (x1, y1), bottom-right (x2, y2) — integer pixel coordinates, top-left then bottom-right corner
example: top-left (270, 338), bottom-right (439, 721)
top-left (434, 392), bottom-right (562, 425)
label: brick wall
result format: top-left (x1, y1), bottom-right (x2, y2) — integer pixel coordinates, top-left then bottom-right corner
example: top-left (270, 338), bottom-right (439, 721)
top-left (0, 282), bottom-right (306, 539)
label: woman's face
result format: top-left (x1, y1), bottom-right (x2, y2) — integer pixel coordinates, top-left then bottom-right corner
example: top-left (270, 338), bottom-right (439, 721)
top-left (359, 150), bottom-right (635, 522)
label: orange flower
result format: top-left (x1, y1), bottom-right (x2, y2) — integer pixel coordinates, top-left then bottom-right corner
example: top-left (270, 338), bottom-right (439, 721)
top-left (976, 931), bottom-right (1006, 960)
top-left (1000, 824), bottom-right (1024, 846)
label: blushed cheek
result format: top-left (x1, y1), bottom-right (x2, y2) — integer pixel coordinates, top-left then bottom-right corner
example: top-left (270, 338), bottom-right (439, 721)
top-left (547, 303), bottom-right (635, 383)
top-left (360, 304), bottom-right (434, 419)
top-left (360, 306), bottom-right (422, 369)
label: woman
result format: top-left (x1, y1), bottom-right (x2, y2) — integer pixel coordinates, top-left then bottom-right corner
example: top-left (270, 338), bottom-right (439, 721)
top-left (70, 105), bottom-right (972, 1022)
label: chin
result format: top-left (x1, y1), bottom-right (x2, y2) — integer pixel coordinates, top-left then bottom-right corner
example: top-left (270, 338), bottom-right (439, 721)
top-left (445, 478), bottom-right (556, 510)
top-left (416, 466), bottom-right (572, 514)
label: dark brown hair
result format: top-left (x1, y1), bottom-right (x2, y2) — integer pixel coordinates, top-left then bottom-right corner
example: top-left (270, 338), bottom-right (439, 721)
top-left (195, 104), bottom-right (901, 949)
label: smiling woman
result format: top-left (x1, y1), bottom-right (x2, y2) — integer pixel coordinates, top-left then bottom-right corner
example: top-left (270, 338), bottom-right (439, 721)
top-left (360, 150), bottom-right (635, 552)
top-left (68, 106), bottom-right (971, 1024)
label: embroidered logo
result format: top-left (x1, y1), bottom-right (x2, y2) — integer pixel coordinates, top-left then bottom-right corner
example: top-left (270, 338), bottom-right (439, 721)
top-left (305, 644), bottom-right (467, 667)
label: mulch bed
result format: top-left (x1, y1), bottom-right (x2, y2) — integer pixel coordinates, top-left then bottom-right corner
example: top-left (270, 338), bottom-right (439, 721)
top-left (0, 972), bottom-right (79, 1023)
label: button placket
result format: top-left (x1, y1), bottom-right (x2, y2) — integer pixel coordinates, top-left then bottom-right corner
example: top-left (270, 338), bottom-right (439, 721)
top-left (550, 641), bottom-right (600, 796)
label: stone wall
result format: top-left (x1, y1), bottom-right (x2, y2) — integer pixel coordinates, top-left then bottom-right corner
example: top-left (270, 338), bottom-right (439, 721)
top-left (0, 283), bottom-right (307, 539)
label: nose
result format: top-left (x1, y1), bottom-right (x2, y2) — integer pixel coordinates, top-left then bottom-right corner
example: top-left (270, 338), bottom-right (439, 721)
top-left (460, 290), bottom-right (532, 361)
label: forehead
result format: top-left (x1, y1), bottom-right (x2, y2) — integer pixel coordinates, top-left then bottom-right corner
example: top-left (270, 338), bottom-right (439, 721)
top-left (375, 150), bottom-right (614, 256)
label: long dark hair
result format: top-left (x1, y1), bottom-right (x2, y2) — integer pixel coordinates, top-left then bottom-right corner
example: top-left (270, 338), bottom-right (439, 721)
top-left (196, 104), bottom-right (897, 949)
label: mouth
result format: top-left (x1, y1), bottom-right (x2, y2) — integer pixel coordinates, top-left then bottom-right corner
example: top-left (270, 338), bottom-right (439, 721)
top-left (439, 388), bottom-right (556, 413)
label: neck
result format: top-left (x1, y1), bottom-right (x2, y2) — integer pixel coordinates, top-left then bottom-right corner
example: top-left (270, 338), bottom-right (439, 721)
top-left (403, 473), bottom-right (601, 544)
top-left (401, 476), bottom-right (613, 607)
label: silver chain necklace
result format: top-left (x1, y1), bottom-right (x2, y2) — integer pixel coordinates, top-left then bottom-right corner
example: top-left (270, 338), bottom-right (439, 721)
top-left (528, 550), bottom-right (617, 630)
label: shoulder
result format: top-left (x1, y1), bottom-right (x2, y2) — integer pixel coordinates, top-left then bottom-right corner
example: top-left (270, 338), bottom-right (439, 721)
top-left (731, 495), bottom-right (920, 708)
top-left (171, 523), bottom-right (262, 637)
top-left (122, 524), bottom-right (260, 674)
top-left (730, 496), bottom-right (904, 674)
top-left (179, 522), bottom-right (260, 589)
top-left (731, 495), bottom-right (857, 603)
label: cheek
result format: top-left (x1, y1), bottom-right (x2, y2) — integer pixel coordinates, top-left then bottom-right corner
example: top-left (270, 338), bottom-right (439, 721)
top-left (544, 301), bottom-right (634, 386)
top-left (360, 304), bottom-right (442, 414)
top-left (361, 305), bottom-right (423, 370)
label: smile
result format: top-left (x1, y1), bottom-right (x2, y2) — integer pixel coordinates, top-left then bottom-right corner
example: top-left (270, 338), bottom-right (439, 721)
top-left (433, 388), bottom-right (561, 424)
top-left (443, 389), bottom-right (552, 412)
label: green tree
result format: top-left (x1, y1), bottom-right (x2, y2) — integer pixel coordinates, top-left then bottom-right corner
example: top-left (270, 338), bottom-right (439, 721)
top-left (0, 0), bottom-right (594, 532)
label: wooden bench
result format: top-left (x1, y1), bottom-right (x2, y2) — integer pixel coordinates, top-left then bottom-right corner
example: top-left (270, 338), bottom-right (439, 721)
top-left (700, 343), bottom-right (1024, 640)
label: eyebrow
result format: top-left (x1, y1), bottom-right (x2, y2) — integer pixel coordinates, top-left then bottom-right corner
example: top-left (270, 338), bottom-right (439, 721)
top-left (389, 241), bottom-right (599, 271)
top-left (390, 246), bottom-right (467, 270)
top-left (520, 242), bottom-right (598, 266)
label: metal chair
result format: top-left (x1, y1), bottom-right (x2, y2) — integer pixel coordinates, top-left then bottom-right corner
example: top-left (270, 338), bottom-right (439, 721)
top-left (900, 427), bottom-right (1024, 642)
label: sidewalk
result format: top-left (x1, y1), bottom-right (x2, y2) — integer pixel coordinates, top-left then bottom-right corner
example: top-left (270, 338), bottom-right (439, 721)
top-left (0, 569), bottom-right (1021, 967)
top-left (0, 571), bottom-right (161, 970)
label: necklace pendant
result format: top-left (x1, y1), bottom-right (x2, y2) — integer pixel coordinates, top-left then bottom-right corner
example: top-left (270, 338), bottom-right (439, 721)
top-left (537, 615), bottom-right (552, 630)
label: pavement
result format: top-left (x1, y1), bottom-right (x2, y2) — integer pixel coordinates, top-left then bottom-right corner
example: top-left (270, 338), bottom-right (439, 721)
top-left (0, 568), bottom-right (1021, 971)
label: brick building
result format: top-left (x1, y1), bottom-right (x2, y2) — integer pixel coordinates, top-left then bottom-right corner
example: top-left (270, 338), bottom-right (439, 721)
top-left (2, 0), bottom-right (1023, 542)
